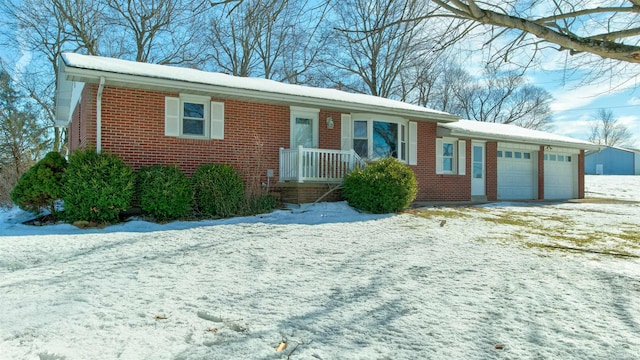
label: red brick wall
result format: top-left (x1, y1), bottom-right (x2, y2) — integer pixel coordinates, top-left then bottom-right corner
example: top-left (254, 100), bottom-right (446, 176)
top-left (69, 85), bottom-right (96, 151)
top-left (319, 110), bottom-right (341, 149)
top-left (537, 146), bottom-right (545, 200)
top-left (486, 142), bottom-right (498, 201)
top-left (578, 150), bottom-right (585, 198)
top-left (411, 122), bottom-right (471, 201)
top-left (73, 85), bottom-right (346, 190)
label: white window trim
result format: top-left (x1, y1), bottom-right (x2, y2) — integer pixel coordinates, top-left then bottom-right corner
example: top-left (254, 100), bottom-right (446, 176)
top-left (436, 137), bottom-right (466, 175)
top-left (179, 94), bottom-right (211, 139)
top-left (350, 113), bottom-right (409, 162)
top-left (290, 106), bottom-right (319, 148)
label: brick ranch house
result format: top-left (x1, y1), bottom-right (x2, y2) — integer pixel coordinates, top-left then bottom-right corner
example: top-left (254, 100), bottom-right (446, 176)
top-left (55, 53), bottom-right (598, 203)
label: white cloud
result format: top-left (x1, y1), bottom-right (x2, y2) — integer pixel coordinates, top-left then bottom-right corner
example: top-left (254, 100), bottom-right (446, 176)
top-left (629, 97), bottom-right (640, 106)
top-left (548, 78), bottom-right (635, 112)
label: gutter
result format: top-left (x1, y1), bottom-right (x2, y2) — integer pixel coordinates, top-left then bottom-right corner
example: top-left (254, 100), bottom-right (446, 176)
top-left (96, 76), bottom-right (105, 153)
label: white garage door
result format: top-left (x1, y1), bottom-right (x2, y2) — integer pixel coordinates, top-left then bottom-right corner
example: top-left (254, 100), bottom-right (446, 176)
top-left (544, 153), bottom-right (576, 199)
top-left (497, 149), bottom-right (536, 200)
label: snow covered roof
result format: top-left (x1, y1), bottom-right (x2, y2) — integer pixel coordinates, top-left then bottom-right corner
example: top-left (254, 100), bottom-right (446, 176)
top-left (438, 120), bottom-right (600, 150)
top-left (55, 53), bottom-right (458, 126)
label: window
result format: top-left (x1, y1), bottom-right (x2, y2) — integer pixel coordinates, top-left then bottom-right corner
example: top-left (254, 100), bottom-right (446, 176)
top-left (373, 121), bottom-right (398, 158)
top-left (400, 124), bottom-right (407, 161)
top-left (558, 155), bottom-right (565, 162)
top-left (515, 152), bottom-right (522, 159)
top-left (550, 154), bottom-right (557, 161)
top-left (567, 156), bottom-right (572, 162)
top-left (436, 138), bottom-right (465, 175)
top-left (183, 101), bottom-right (205, 135)
top-left (351, 115), bottom-right (408, 161)
top-left (523, 152), bottom-right (531, 159)
top-left (505, 151), bottom-right (513, 158)
top-left (164, 95), bottom-right (224, 139)
top-left (497, 150), bottom-right (503, 158)
top-left (353, 120), bottom-right (368, 158)
top-left (442, 141), bottom-right (454, 172)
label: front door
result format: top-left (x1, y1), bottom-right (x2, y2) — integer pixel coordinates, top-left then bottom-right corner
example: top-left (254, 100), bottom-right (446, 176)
top-left (290, 107), bottom-right (319, 149)
top-left (471, 142), bottom-right (486, 196)
top-left (293, 117), bottom-right (314, 148)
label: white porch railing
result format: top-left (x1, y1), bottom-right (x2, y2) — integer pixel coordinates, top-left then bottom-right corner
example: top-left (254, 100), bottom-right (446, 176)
top-left (279, 146), bottom-right (366, 183)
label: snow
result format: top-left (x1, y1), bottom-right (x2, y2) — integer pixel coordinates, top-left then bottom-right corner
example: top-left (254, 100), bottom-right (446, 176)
top-left (439, 119), bottom-right (598, 148)
top-left (61, 53), bottom-right (453, 119)
top-left (1, 176), bottom-right (640, 359)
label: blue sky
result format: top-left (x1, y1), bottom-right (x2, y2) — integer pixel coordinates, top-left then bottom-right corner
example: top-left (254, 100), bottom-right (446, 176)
top-left (2, 16), bottom-right (639, 149)
top-left (534, 70), bottom-right (640, 148)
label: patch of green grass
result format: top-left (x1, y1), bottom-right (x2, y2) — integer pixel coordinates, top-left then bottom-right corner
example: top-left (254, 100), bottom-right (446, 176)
top-left (408, 208), bottom-right (474, 220)
top-left (482, 216), bottom-right (530, 227)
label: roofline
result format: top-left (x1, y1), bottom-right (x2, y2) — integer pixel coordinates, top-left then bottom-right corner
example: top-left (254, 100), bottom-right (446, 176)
top-left (438, 126), bottom-right (601, 150)
top-left (55, 56), bottom-right (459, 126)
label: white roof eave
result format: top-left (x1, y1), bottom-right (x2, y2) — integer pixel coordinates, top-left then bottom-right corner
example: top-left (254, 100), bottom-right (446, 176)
top-left (59, 59), bottom-right (459, 123)
top-left (443, 127), bottom-right (601, 150)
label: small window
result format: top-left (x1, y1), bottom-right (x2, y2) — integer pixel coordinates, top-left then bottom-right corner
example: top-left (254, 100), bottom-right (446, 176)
top-left (558, 155), bottom-right (565, 162)
top-left (523, 152), bottom-right (531, 159)
top-left (353, 120), bottom-right (369, 158)
top-left (550, 154), bottom-right (557, 161)
top-left (505, 151), bottom-right (513, 158)
top-left (567, 156), bottom-right (572, 162)
top-left (442, 142), bottom-right (454, 172)
top-left (497, 150), bottom-right (503, 158)
top-left (515, 152), bottom-right (522, 159)
top-left (544, 154), bottom-right (548, 160)
top-left (400, 124), bottom-right (406, 161)
top-left (183, 102), bottom-right (205, 135)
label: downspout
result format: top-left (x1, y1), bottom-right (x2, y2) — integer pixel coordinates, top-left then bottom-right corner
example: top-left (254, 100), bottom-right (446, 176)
top-left (96, 76), bottom-right (105, 153)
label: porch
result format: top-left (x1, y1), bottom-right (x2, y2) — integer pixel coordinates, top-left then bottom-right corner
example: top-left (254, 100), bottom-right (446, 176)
top-left (276, 146), bottom-right (365, 203)
top-left (279, 146), bottom-right (366, 183)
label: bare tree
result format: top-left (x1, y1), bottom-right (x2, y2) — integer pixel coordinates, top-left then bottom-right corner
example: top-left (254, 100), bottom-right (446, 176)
top-left (104, 0), bottom-right (206, 65)
top-left (324, 0), bottom-right (429, 98)
top-left (589, 109), bottom-right (634, 147)
top-left (456, 67), bottom-right (553, 129)
top-left (420, 1), bottom-right (640, 65)
top-left (205, 0), bottom-right (328, 83)
top-left (210, 1), bottom-right (640, 63)
top-left (0, 69), bottom-right (49, 203)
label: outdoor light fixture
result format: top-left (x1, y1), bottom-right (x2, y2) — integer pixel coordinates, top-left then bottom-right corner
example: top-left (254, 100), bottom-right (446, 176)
top-left (326, 116), bottom-right (334, 129)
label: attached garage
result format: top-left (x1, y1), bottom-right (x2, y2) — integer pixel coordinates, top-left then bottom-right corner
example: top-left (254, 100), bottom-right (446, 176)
top-left (436, 120), bottom-right (599, 202)
top-left (544, 150), bottom-right (578, 199)
top-left (497, 143), bottom-right (538, 200)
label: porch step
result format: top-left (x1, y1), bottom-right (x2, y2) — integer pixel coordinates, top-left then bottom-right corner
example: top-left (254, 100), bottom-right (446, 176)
top-left (471, 195), bottom-right (488, 203)
top-left (274, 182), bottom-right (343, 204)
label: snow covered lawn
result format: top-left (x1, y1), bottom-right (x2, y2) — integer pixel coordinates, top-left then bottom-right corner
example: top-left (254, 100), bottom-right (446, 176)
top-left (1, 175), bottom-right (639, 359)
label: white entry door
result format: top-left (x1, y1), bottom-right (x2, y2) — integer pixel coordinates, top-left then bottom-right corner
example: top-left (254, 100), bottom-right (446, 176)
top-left (471, 142), bottom-right (485, 196)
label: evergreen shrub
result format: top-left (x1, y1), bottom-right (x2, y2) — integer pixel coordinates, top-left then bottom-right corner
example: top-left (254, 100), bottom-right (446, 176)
top-left (342, 157), bottom-right (417, 214)
top-left (136, 165), bottom-right (192, 220)
top-left (62, 149), bottom-right (134, 223)
top-left (192, 164), bottom-right (244, 218)
top-left (10, 151), bottom-right (67, 217)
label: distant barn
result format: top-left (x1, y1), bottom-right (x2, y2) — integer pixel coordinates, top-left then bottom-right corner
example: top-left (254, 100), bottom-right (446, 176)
top-left (585, 146), bottom-right (640, 175)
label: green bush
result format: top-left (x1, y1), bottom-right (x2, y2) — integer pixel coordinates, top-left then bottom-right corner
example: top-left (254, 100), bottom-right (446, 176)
top-left (10, 151), bottom-right (67, 217)
top-left (62, 149), bottom-right (134, 224)
top-left (342, 157), bottom-right (417, 214)
top-left (192, 164), bottom-right (244, 218)
top-left (136, 165), bottom-right (192, 220)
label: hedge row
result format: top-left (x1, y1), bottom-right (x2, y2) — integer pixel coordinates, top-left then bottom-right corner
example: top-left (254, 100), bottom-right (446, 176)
top-left (11, 149), bottom-right (277, 224)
